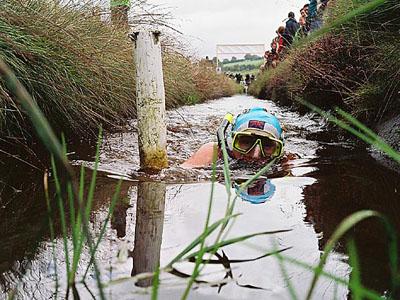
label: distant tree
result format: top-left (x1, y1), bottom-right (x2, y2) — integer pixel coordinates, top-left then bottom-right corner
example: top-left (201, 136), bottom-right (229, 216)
top-left (244, 53), bottom-right (252, 60)
top-left (212, 57), bottom-right (219, 65)
top-left (245, 54), bottom-right (261, 60)
top-left (223, 58), bottom-right (230, 64)
top-left (231, 56), bottom-right (237, 62)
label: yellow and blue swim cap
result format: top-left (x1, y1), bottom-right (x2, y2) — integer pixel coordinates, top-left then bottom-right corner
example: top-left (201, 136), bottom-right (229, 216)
top-left (232, 107), bottom-right (283, 140)
top-left (225, 107), bottom-right (284, 158)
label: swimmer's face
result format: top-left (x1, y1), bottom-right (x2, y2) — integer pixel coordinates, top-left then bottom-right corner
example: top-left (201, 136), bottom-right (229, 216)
top-left (231, 129), bottom-right (279, 162)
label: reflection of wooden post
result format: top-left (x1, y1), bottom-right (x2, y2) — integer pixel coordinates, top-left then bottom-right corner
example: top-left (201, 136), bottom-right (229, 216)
top-left (131, 181), bottom-right (166, 287)
top-left (133, 31), bottom-right (168, 171)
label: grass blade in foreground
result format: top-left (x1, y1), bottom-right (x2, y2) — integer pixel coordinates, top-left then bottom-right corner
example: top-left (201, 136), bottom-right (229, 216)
top-left (44, 171), bottom-right (59, 298)
top-left (297, 99), bottom-right (400, 164)
top-left (347, 239), bottom-right (362, 300)
top-left (213, 130), bottom-right (278, 252)
top-left (181, 146), bottom-right (218, 299)
top-left (185, 229), bottom-right (291, 260)
top-left (165, 213), bottom-right (241, 268)
top-left (276, 253), bottom-right (383, 300)
top-left (44, 131), bottom-right (110, 299)
top-left (273, 240), bottom-right (297, 300)
top-left (0, 58), bottom-right (73, 177)
top-left (335, 108), bottom-right (400, 163)
top-left (50, 156), bottom-right (71, 283)
top-left (151, 266), bottom-right (160, 300)
top-left (188, 247), bottom-right (291, 264)
top-left (83, 179), bottom-right (123, 280)
top-left (180, 136), bottom-right (281, 298)
top-left (305, 210), bottom-right (398, 300)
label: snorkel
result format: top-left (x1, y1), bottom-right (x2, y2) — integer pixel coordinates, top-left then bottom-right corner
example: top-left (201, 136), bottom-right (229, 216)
top-left (217, 112), bottom-right (234, 153)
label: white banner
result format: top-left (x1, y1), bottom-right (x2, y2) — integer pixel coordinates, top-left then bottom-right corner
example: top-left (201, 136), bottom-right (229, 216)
top-left (216, 44), bottom-right (266, 56)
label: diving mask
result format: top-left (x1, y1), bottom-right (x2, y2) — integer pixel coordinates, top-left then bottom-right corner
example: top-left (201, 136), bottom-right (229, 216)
top-left (232, 129), bottom-right (284, 158)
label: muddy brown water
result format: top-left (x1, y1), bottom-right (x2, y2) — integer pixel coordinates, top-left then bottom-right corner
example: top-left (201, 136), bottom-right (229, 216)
top-left (1, 95), bottom-right (399, 299)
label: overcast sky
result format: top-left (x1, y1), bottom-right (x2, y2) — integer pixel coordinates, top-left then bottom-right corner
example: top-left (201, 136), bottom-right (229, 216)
top-left (147, 0), bottom-right (306, 58)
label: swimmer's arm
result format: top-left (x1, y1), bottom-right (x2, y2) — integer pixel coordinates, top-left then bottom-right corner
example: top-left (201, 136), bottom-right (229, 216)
top-left (181, 142), bottom-right (218, 168)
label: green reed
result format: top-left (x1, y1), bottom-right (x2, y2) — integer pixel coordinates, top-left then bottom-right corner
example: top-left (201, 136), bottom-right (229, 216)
top-left (0, 55), bottom-right (123, 298)
top-left (348, 239), bottom-right (362, 300)
top-left (44, 171), bottom-right (59, 298)
top-left (296, 98), bottom-right (400, 164)
top-left (291, 98), bottom-right (400, 300)
top-left (271, 210), bottom-right (397, 300)
top-left (46, 131), bottom-right (122, 298)
top-left (180, 146), bottom-right (218, 298)
top-left (305, 210), bottom-right (397, 300)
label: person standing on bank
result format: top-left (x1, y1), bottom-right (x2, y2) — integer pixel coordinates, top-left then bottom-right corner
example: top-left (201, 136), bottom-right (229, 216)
top-left (285, 12), bottom-right (300, 45)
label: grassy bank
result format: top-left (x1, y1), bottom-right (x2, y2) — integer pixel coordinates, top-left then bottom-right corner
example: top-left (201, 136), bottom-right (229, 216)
top-left (0, 0), bottom-right (239, 146)
top-left (249, 0), bottom-right (400, 125)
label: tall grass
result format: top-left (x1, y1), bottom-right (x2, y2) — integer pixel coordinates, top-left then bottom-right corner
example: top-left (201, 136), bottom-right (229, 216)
top-left (163, 54), bottom-right (240, 107)
top-left (0, 0), bottom-right (239, 147)
top-left (0, 41), bottom-right (118, 298)
top-left (0, 0), bottom-right (134, 138)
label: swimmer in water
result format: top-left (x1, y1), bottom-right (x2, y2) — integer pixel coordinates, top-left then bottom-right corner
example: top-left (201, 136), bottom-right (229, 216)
top-left (181, 107), bottom-right (287, 168)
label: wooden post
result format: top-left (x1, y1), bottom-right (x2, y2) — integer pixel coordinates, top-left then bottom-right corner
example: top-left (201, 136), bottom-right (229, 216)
top-left (132, 31), bottom-right (168, 171)
top-left (131, 181), bottom-right (166, 287)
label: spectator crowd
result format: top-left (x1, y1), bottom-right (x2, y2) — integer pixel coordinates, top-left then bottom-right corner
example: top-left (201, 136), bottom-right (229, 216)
top-left (262, 0), bottom-right (330, 71)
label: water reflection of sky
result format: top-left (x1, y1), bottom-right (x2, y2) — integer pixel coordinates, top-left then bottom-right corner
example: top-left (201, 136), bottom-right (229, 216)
top-left (2, 177), bottom-right (350, 299)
